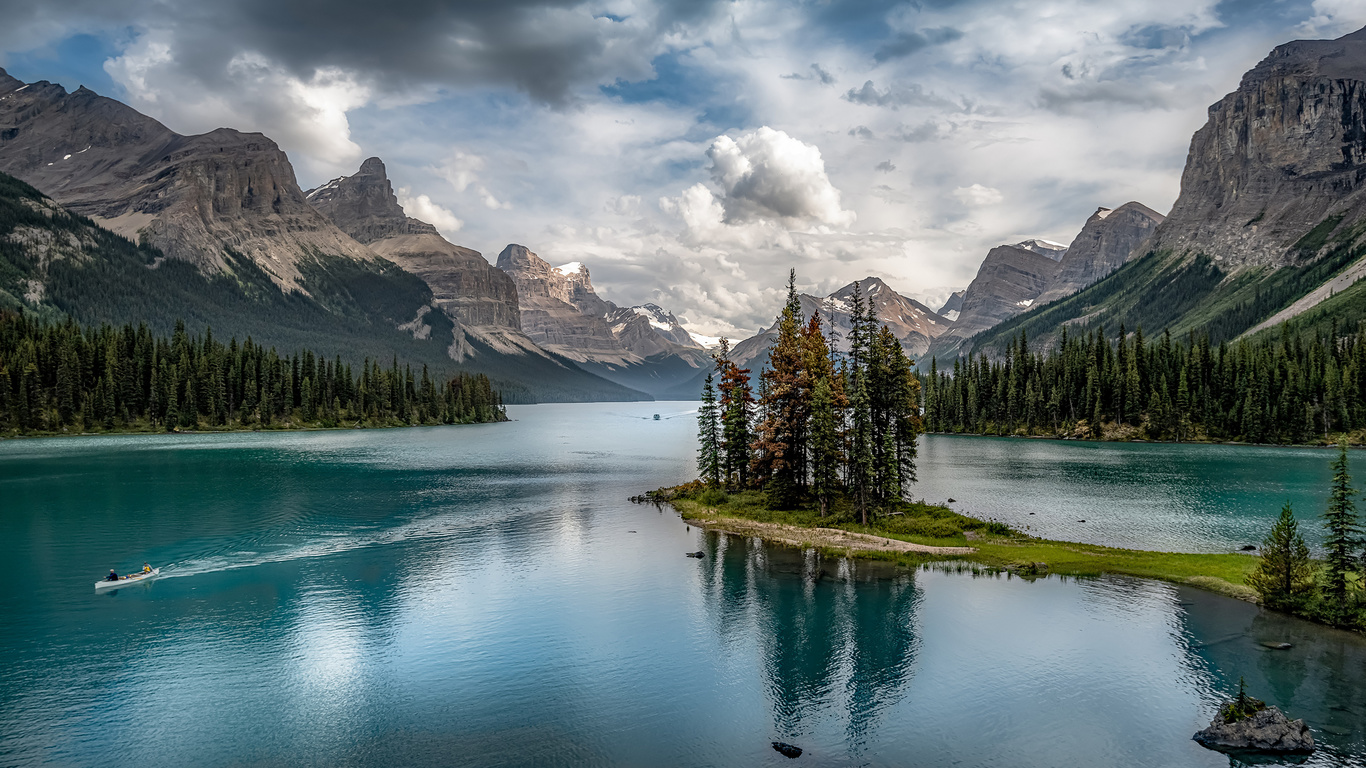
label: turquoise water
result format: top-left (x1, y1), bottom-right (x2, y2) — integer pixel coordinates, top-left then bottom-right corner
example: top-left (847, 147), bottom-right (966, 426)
top-left (915, 436), bottom-right (1348, 553)
top-left (1, 405), bottom-right (1363, 766)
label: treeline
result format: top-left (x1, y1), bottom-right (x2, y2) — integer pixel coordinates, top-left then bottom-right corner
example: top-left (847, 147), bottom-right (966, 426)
top-left (697, 273), bottom-right (921, 521)
top-left (923, 321), bottom-right (1366, 443)
top-left (0, 313), bottom-right (506, 434)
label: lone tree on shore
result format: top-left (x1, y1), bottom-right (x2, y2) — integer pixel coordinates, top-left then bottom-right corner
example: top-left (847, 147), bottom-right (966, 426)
top-left (1321, 439), bottom-right (1362, 626)
top-left (1248, 503), bottom-right (1315, 612)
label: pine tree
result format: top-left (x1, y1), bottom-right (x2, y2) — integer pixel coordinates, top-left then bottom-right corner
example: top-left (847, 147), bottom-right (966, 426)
top-left (1321, 440), bottom-right (1362, 625)
top-left (1247, 502), bottom-right (1316, 612)
top-left (809, 375), bottom-right (840, 516)
top-left (697, 372), bottom-right (722, 485)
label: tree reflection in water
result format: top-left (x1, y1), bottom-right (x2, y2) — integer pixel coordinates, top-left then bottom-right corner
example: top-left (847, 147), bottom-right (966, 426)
top-left (694, 531), bottom-right (921, 755)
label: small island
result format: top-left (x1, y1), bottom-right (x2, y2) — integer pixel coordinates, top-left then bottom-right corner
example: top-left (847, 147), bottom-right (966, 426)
top-left (1193, 679), bottom-right (1315, 756)
top-left (655, 271), bottom-right (1366, 633)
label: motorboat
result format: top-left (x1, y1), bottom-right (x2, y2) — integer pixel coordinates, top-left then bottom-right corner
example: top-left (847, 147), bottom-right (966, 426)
top-left (95, 568), bottom-right (160, 590)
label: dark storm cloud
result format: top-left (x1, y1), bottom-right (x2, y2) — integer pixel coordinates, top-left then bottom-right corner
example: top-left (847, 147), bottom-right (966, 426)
top-left (0, 0), bottom-right (729, 106)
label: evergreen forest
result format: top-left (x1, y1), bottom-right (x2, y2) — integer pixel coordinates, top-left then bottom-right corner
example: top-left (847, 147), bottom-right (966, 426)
top-left (0, 312), bottom-right (506, 435)
top-left (923, 321), bottom-right (1366, 444)
top-left (696, 273), bottom-right (922, 522)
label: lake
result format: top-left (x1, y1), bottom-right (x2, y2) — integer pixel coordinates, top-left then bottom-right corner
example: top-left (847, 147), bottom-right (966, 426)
top-left (1, 403), bottom-right (1363, 767)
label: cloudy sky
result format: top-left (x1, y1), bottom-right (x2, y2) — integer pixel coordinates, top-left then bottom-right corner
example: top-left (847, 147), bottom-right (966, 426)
top-left (2, 0), bottom-right (1365, 338)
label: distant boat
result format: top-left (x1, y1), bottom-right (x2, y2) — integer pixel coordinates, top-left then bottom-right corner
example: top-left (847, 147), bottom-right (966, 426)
top-left (653, 413), bottom-right (661, 420)
top-left (95, 568), bottom-right (160, 590)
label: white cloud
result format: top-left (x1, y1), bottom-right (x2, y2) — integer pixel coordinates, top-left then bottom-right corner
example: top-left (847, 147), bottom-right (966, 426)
top-left (104, 32), bottom-right (370, 179)
top-left (953, 184), bottom-right (1004, 207)
top-left (705, 127), bottom-right (855, 227)
top-left (396, 186), bottom-right (464, 238)
top-left (1300, 0), bottom-right (1366, 35)
top-left (435, 151), bottom-right (510, 210)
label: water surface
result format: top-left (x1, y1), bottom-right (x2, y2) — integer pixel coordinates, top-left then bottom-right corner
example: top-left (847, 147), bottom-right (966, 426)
top-left (1, 405), bottom-right (1362, 766)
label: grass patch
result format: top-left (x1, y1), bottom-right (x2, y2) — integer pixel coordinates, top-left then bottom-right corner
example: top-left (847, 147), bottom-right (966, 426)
top-left (653, 482), bottom-right (1261, 599)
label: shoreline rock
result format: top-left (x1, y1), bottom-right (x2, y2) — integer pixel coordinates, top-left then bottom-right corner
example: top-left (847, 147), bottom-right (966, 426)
top-left (1193, 706), bottom-right (1315, 755)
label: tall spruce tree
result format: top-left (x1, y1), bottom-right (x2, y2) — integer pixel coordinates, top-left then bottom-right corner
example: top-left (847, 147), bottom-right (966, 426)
top-left (1321, 440), bottom-right (1362, 625)
top-left (697, 372), bottom-right (721, 485)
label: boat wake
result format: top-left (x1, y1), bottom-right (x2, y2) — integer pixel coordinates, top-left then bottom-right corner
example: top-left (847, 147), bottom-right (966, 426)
top-left (157, 507), bottom-right (516, 581)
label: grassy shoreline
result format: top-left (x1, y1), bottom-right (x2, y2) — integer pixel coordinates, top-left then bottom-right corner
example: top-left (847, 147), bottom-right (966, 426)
top-left (657, 488), bottom-right (1261, 602)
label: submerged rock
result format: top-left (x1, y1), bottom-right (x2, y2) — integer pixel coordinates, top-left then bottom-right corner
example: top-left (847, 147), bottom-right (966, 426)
top-left (685, 551), bottom-right (705, 558)
top-left (1193, 706), bottom-right (1315, 754)
top-left (1260, 642), bottom-right (1292, 650)
top-left (771, 741), bottom-right (802, 758)
top-left (1241, 544), bottom-right (1258, 551)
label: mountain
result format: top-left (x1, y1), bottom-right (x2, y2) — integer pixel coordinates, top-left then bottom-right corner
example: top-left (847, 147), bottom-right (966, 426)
top-left (0, 68), bottom-right (375, 290)
top-left (728, 277), bottom-right (950, 374)
top-left (963, 25), bottom-right (1366, 358)
top-left (925, 201), bottom-right (1164, 363)
top-left (605, 303), bottom-right (702, 357)
top-left (306, 158), bottom-right (525, 354)
top-left (0, 71), bottom-right (643, 402)
top-left (936, 290), bottom-right (965, 322)
top-left (1033, 203), bottom-right (1165, 304)
top-left (924, 243), bottom-right (1062, 361)
top-left (495, 245), bottom-right (710, 397)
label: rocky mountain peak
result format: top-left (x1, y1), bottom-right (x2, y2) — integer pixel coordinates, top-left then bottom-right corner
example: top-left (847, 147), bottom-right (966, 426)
top-left (936, 290), bottom-right (965, 321)
top-left (1033, 201), bottom-right (1164, 304)
top-left (0, 72), bottom-right (376, 289)
top-left (0, 67), bottom-right (21, 93)
top-left (1146, 24), bottom-right (1366, 269)
top-left (1015, 239), bottom-right (1068, 261)
top-left (305, 157), bottom-right (437, 244)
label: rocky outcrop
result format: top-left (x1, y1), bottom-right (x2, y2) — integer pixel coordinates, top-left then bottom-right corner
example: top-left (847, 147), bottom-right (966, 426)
top-left (0, 70), bottom-right (376, 290)
top-left (1148, 27), bottom-right (1366, 270)
top-left (1034, 203), bottom-right (1165, 304)
top-left (306, 157), bottom-right (522, 331)
top-left (495, 245), bottom-right (632, 364)
top-left (925, 243), bottom-right (1061, 361)
top-left (729, 276), bottom-right (950, 371)
top-left (1193, 706), bottom-right (1315, 754)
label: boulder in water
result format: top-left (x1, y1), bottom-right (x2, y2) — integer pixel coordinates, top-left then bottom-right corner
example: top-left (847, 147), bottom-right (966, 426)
top-left (1193, 706), bottom-right (1314, 755)
top-left (771, 742), bottom-right (802, 758)
top-left (685, 551), bottom-right (705, 558)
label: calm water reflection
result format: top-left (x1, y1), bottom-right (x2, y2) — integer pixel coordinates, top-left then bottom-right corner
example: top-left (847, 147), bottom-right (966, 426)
top-left (0, 404), bottom-right (1362, 766)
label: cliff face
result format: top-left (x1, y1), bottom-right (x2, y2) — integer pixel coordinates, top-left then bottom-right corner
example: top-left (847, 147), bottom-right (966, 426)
top-left (495, 245), bottom-right (636, 364)
top-left (1034, 202), bottom-right (1165, 304)
top-left (927, 244), bottom-right (1061, 361)
top-left (306, 158), bottom-right (521, 331)
top-left (0, 70), bottom-right (376, 290)
top-left (1148, 27), bottom-right (1366, 268)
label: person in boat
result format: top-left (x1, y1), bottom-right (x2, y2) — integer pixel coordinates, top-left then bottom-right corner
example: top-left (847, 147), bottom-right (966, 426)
top-left (142, 563), bottom-right (151, 574)
top-left (107, 569), bottom-right (119, 581)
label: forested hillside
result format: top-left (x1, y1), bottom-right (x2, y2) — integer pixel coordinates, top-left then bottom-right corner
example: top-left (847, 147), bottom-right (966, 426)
top-left (0, 172), bottom-right (641, 403)
top-left (0, 313), bottom-right (505, 434)
top-left (923, 322), bottom-right (1366, 444)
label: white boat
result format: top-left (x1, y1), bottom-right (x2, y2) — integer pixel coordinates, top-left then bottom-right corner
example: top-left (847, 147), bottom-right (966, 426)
top-left (95, 568), bottom-right (160, 590)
